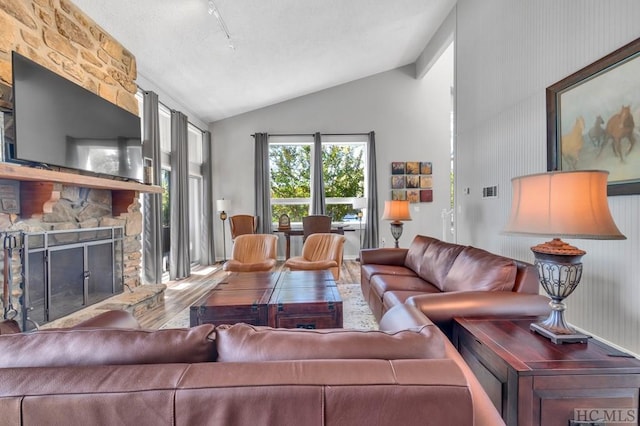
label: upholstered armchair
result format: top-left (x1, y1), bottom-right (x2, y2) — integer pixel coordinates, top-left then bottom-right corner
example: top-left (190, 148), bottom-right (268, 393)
top-left (223, 234), bottom-right (278, 272)
top-left (284, 233), bottom-right (346, 280)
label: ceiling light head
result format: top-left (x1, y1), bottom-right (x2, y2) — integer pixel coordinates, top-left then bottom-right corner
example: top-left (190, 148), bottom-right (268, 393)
top-left (207, 0), bottom-right (234, 50)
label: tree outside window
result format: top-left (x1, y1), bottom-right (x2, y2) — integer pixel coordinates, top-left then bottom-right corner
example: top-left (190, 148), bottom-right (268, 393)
top-left (322, 142), bottom-right (365, 221)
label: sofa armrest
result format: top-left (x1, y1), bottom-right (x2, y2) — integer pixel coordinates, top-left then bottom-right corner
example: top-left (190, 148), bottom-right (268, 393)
top-left (71, 310), bottom-right (141, 329)
top-left (379, 304), bottom-right (505, 426)
top-left (406, 291), bottom-right (551, 325)
top-left (359, 248), bottom-right (408, 266)
top-left (0, 319), bottom-right (21, 335)
top-left (442, 332), bottom-right (506, 426)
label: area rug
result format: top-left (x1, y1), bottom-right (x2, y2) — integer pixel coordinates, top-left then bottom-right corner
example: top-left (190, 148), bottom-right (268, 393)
top-left (160, 283), bottom-right (378, 330)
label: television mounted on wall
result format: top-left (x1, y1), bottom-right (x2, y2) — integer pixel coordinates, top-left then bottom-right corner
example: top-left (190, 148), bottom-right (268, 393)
top-left (7, 52), bottom-right (143, 183)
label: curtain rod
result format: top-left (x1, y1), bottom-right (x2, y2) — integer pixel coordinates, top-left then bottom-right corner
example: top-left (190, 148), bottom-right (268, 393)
top-left (251, 132), bottom-right (371, 137)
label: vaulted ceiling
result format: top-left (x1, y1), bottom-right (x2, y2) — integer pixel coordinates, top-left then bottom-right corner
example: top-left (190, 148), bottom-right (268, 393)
top-left (72, 0), bottom-right (455, 123)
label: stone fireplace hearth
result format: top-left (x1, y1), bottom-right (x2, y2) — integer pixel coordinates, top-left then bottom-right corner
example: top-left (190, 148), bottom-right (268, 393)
top-left (0, 180), bottom-right (147, 328)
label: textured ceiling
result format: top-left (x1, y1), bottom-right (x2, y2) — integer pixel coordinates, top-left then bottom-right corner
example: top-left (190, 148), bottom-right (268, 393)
top-left (72, 0), bottom-right (455, 123)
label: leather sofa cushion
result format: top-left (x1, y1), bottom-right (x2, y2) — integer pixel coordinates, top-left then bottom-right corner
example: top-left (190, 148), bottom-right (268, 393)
top-left (0, 324), bottom-right (216, 368)
top-left (417, 239), bottom-right (465, 291)
top-left (371, 274), bottom-right (440, 296)
top-left (403, 235), bottom-right (438, 276)
top-left (442, 246), bottom-right (517, 292)
top-left (215, 323), bottom-right (445, 362)
top-left (361, 264), bottom-right (417, 284)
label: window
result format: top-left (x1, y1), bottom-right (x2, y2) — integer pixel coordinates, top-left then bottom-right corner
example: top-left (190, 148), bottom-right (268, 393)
top-left (269, 134), bottom-right (366, 224)
top-left (188, 124), bottom-right (203, 165)
top-left (322, 136), bottom-right (366, 223)
top-left (269, 136), bottom-right (312, 222)
top-left (158, 104), bottom-right (172, 155)
top-left (138, 93), bottom-right (207, 272)
top-left (157, 104), bottom-right (172, 272)
top-left (187, 123), bottom-right (204, 264)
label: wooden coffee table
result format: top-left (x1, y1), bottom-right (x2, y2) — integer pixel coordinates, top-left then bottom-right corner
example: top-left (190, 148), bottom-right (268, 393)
top-left (190, 270), bottom-right (342, 329)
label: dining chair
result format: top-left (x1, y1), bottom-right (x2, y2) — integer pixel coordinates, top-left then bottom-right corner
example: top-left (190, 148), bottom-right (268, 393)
top-left (302, 215), bottom-right (331, 242)
top-left (229, 215), bottom-right (257, 240)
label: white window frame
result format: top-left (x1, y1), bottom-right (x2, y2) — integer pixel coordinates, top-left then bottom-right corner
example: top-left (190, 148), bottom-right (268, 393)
top-left (269, 134), bottom-right (367, 225)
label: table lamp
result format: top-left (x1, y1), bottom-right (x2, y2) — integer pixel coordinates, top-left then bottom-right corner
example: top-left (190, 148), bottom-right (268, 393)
top-left (381, 200), bottom-right (412, 248)
top-left (504, 170), bottom-right (625, 344)
top-left (352, 197), bottom-right (367, 249)
top-left (216, 198), bottom-right (231, 262)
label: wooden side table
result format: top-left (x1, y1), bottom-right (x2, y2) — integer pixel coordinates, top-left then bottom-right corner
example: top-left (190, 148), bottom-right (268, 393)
top-left (453, 317), bottom-right (640, 426)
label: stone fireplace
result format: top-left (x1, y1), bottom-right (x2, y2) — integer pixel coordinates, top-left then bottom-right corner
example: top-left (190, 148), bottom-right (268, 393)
top-left (0, 0), bottom-right (161, 326)
top-left (0, 182), bottom-right (144, 328)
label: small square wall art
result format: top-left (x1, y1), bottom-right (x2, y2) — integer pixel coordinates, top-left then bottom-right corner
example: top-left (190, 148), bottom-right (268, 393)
top-left (390, 161), bottom-right (433, 203)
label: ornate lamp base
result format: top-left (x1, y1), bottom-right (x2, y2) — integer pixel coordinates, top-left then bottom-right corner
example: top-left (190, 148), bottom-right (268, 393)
top-left (219, 211), bottom-right (227, 262)
top-left (530, 322), bottom-right (590, 344)
top-left (529, 238), bottom-right (590, 344)
top-left (529, 323), bottom-right (591, 345)
top-left (390, 221), bottom-right (404, 248)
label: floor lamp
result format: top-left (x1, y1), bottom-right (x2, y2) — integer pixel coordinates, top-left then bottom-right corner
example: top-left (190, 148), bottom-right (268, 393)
top-left (352, 197), bottom-right (367, 250)
top-left (381, 200), bottom-right (412, 248)
top-left (216, 199), bottom-right (231, 262)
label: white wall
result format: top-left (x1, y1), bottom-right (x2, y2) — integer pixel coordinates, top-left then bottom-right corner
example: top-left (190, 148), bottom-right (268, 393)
top-left (137, 73), bottom-right (208, 130)
top-left (211, 53), bottom-right (453, 261)
top-left (455, 0), bottom-right (640, 354)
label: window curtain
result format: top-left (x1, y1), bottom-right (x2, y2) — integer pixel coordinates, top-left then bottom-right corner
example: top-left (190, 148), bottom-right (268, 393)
top-left (254, 133), bottom-right (271, 233)
top-left (169, 110), bottom-right (190, 280)
top-left (201, 130), bottom-right (215, 264)
top-left (310, 132), bottom-right (325, 215)
top-left (364, 131), bottom-right (379, 248)
top-left (141, 91), bottom-right (162, 284)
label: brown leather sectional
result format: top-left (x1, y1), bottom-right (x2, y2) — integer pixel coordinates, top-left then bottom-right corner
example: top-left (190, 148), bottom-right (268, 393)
top-left (361, 235), bottom-right (552, 337)
top-left (0, 308), bottom-right (504, 425)
top-left (0, 236), bottom-right (547, 425)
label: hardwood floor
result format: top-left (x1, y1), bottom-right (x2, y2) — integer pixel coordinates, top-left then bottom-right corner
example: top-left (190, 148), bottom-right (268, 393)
top-left (138, 260), bottom-right (362, 329)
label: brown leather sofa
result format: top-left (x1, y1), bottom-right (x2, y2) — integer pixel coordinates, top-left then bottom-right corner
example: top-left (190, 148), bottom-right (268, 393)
top-left (0, 308), bottom-right (504, 426)
top-left (361, 235), bottom-right (551, 337)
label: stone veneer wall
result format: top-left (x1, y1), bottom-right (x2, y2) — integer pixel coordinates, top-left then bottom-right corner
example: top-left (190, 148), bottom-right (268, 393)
top-left (0, 0), bottom-right (138, 114)
top-left (0, 0), bottom-right (145, 318)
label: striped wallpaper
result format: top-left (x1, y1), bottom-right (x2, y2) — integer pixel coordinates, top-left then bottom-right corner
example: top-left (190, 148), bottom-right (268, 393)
top-left (454, 0), bottom-right (640, 355)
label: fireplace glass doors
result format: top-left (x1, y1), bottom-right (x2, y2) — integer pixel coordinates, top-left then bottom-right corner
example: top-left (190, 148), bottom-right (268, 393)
top-left (22, 227), bottom-right (124, 330)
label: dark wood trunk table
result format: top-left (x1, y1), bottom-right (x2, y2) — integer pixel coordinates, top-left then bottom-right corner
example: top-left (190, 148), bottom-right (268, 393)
top-left (190, 270), bottom-right (342, 329)
top-left (268, 273), bottom-right (342, 329)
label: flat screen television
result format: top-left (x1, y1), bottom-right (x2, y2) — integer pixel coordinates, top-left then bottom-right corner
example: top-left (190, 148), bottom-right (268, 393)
top-left (8, 52), bottom-right (143, 182)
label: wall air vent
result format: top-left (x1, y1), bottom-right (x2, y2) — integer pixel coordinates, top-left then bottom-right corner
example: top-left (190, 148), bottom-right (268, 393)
top-left (482, 185), bottom-right (498, 198)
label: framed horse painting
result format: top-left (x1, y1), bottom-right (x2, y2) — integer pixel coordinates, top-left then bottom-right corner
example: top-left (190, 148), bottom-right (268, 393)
top-left (546, 36), bottom-right (640, 196)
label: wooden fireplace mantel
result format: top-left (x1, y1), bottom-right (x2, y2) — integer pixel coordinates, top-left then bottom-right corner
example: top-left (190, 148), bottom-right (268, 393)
top-left (0, 162), bottom-right (162, 217)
